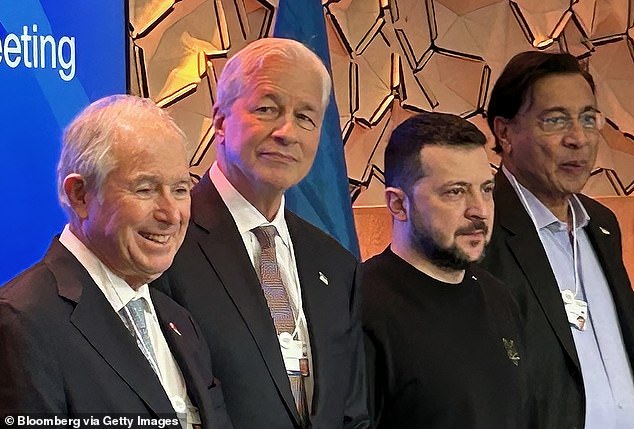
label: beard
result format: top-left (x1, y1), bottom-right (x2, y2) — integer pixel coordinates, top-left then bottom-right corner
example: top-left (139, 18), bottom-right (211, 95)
top-left (410, 207), bottom-right (489, 271)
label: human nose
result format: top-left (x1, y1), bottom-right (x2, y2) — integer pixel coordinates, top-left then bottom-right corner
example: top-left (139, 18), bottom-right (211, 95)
top-left (155, 190), bottom-right (181, 224)
top-left (465, 190), bottom-right (491, 221)
top-left (271, 113), bottom-right (300, 144)
top-left (562, 118), bottom-right (590, 148)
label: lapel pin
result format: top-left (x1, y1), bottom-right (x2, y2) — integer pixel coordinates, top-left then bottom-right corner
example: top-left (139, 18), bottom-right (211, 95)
top-left (599, 227), bottom-right (611, 235)
top-left (502, 338), bottom-right (520, 367)
top-left (169, 322), bottom-right (182, 336)
top-left (318, 271), bottom-right (329, 285)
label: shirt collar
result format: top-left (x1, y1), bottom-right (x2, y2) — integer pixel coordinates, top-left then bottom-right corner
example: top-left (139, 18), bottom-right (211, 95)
top-left (502, 165), bottom-right (590, 231)
top-left (209, 162), bottom-right (292, 247)
top-left (59, 225), bottom-right (152, 312)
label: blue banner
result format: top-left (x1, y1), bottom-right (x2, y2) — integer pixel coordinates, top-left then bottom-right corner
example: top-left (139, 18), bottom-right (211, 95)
top-left (273, 0), bottom-right (360, 258)
top-left (0, 1), bottom-right (127, 284)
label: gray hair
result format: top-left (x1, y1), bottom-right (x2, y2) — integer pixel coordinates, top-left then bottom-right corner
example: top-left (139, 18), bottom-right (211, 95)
top-left (57, 94), bottom-right (186, 215)
top-left (215, 37), bottom-right (332, 114)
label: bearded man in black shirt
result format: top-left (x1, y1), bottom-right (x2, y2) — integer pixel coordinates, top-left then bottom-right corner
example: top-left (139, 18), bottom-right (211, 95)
top-left (362, 111), bottom-right (526, 429)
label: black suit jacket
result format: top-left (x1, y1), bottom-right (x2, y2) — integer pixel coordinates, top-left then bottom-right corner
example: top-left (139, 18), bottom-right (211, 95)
top-left (155, 173), bottom-right (370, 429)
top-left (481, 171), bottom-right (634, 429)
top-left (0, 239), bottom-right (233, 429)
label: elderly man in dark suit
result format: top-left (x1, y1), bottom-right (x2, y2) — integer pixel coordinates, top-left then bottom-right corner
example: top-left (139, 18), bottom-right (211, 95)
top-left (0, 95), bottom-right (232, 429)
top-left (155, 38), bottom-right (370, 429)
top-left (482, 51), bottom-right (634, 429)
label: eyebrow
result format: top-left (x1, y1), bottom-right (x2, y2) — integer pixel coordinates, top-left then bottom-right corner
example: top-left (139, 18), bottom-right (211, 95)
top-left (441, 181), bottom-right (471, 189)
top-left (298, 101), bottom-right (320, 113)
top-left (261, 93), bottom-right (320, 113)
top-left (539, 105), bottom-right (599, 115)
top-left (131, 174), bottom-right (160, 183)
top-left (131, 174), bottom-right (191, 185)
top-left (441, 178), bottom-right (494, 188)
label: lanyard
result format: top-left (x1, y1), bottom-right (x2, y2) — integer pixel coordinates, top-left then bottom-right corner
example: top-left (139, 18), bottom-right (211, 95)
top-left (510, 174), bottom-right (580, 298)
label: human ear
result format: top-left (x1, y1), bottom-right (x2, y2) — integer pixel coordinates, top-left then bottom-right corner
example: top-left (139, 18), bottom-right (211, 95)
top-left (385, 187), bottom-right (409, 222)
top-left (213, 106), bottom-right (226, 143)
top-left (63, 174), bottom-right (90, 219)
top-left (493, 116), bottom-right (513, 154)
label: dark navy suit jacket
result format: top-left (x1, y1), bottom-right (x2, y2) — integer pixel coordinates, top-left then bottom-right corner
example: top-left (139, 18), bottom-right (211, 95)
top-left (155, 173), bottom-right (370, 429)
top-left (0, 239), bottom-right (233, 429)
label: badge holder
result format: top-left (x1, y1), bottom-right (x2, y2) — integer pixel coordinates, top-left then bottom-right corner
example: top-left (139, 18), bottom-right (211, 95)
top-left (562, 289), bottom-right (587, 331)
top-left (279, 332), bottom-right (309, 376)
top-left (512, 175), bottom-right (590, 333)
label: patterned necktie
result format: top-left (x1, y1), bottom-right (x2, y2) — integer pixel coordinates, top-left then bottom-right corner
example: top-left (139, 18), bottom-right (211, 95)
top-left (252, 225), bottom-right (309, 425)
top-left (119, 298), bottom-right (161, 377)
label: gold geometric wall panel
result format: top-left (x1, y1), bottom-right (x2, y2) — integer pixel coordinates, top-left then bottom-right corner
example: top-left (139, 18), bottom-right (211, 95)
top-left (129, 0), bottom-right (634, 204)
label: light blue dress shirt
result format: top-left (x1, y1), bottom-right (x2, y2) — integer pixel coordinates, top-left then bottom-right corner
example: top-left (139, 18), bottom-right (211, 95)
top-left (504, 167), bottom-right (634, 429)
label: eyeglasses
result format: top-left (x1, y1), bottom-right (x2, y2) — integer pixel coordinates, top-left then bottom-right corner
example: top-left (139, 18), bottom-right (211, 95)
top-left (536, 110), bottom-right (605, 134)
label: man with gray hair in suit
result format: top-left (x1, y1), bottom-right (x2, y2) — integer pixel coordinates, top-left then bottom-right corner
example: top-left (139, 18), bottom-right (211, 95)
top-left (155, 38), bottom-right (370, 429)
top-left (0, 95), bottom-right (232, 428)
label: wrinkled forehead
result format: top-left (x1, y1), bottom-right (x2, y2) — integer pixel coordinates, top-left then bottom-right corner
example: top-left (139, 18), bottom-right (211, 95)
top-left (247, 56), bottom-right (326, 100)
top-left (111, 124), bottom-right (188, 164)
top-left (246, 64), bottom-right (325, 107)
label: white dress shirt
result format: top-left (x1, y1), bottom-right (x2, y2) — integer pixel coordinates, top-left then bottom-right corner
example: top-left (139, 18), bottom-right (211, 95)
top-left (209, 162), bottom-right (314, 407)
top-left (59, 226), bottom-right (200, 428)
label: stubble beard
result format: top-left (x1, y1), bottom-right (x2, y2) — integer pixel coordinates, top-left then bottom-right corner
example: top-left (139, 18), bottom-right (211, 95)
top-left (410, 211), bottom-right (488, 271)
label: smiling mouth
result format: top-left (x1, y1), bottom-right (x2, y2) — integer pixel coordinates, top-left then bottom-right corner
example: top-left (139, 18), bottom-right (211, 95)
top-left (139, 232), bottom-right (171, 244)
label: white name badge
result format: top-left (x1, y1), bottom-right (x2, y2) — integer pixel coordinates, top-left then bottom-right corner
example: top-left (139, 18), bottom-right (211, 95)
top-left (172, 396), bottom-right (201, 429)
top-left (284, 356), bottom-right (301, 372)
top-left (279, 332), bottom-right (303, 356)
top-left (284, 357), bottom-right (310, 376)
top-left (188, 405), bottom-right (201, 426)
top-left (563, 296), bottom-right (588, 331)
top-left (279, 332), bottom-right (309, 376)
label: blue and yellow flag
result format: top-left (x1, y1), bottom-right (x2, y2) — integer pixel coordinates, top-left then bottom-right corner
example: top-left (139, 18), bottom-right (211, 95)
top-left (273, 0), bottom-right (360, 258)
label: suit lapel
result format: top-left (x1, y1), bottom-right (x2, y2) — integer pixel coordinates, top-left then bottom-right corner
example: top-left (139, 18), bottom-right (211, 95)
top-left (495, 172), bottom-right (581, 370)
top-left (191, 175), bottom-right (301, 425)
top-left (151, 289), bottom-right (210, 424)
top-left (46, 240), bottom-right (175, 415)
top-left (583, 209), bottom-right (620, 290)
